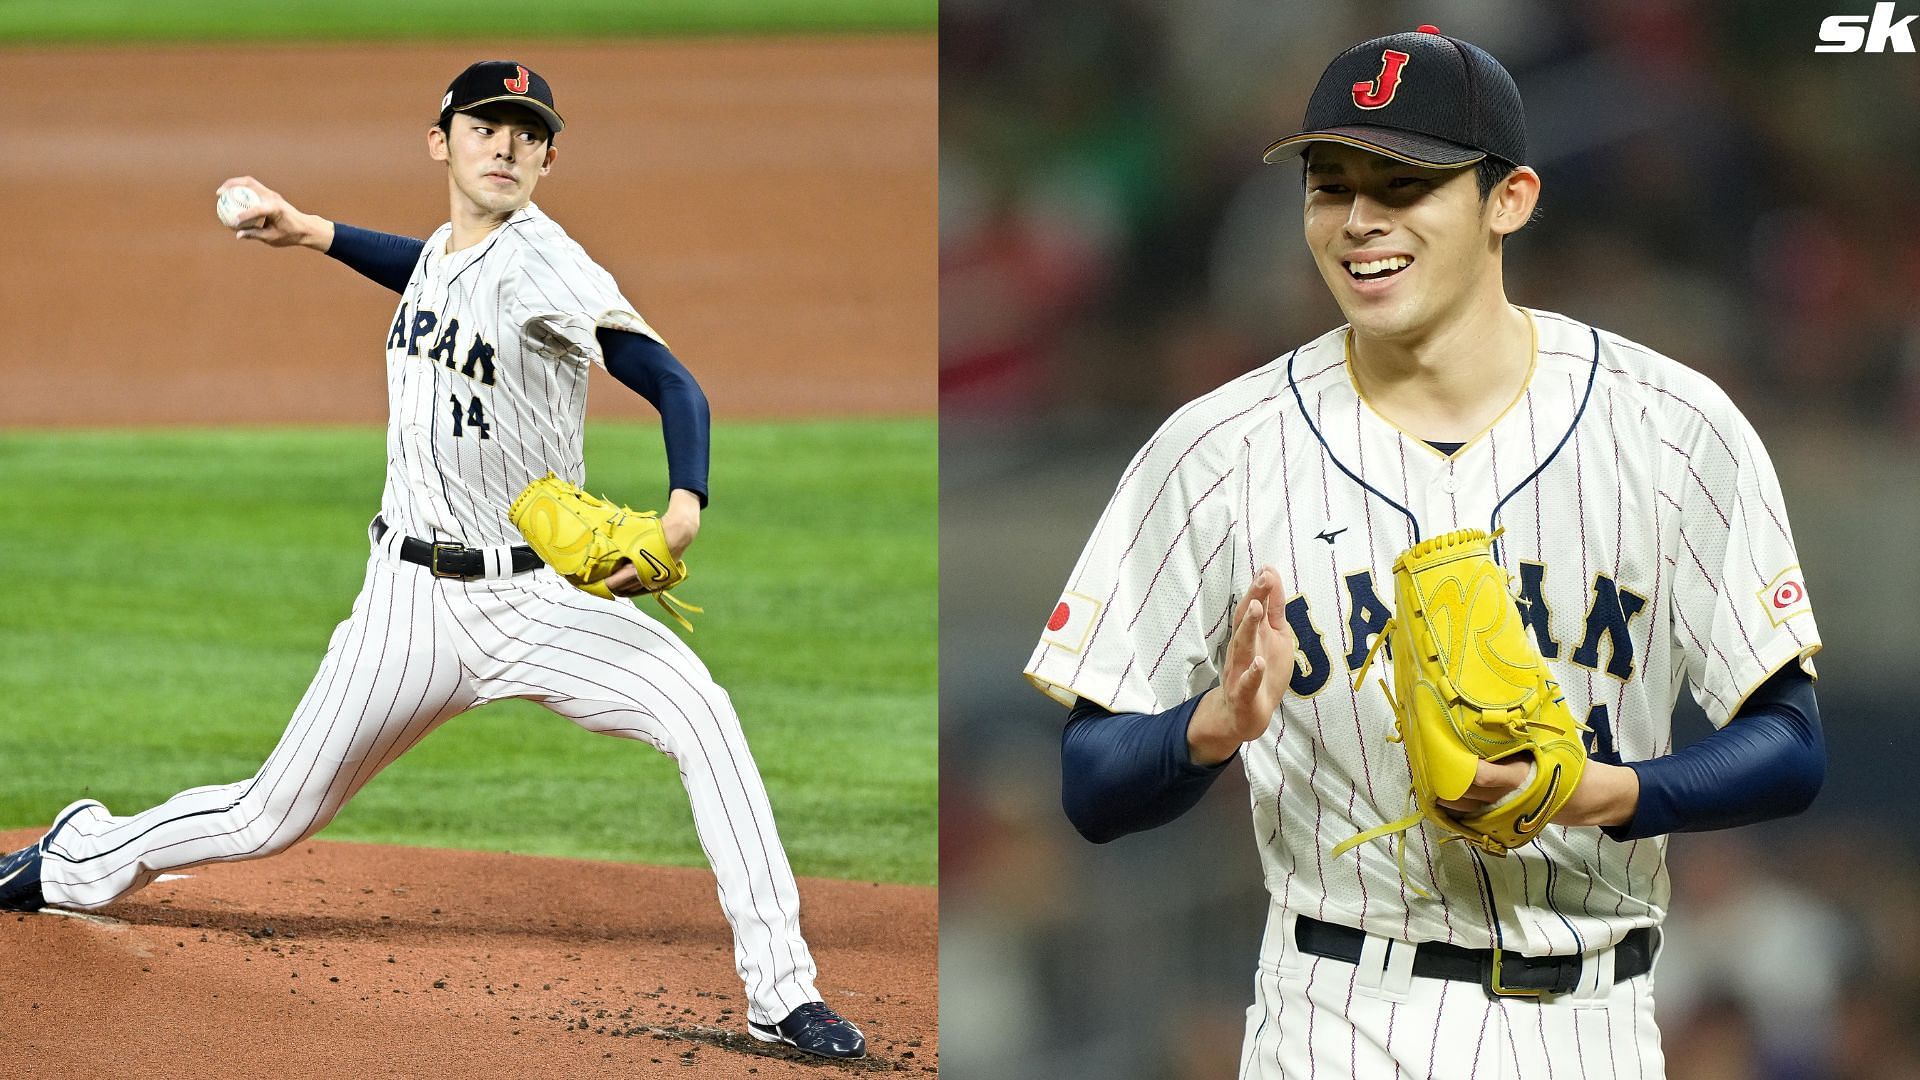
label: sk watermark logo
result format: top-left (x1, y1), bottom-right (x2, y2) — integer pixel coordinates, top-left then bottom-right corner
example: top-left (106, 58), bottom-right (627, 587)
top-left (1818, 2), bottom-right (1918, 51)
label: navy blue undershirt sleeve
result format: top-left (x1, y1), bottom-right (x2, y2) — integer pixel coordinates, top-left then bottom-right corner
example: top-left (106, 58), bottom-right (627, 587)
top-left (325, 223), bottom-right (424, 294)
top-left (323, 225), bottom-right (710, 503)
top-left (598, 328), bottom-right (711, 507)
top-left (1603, 664), bottom-right (1823, 842)
top-left (1060, 693), bottom-right (1236, 844)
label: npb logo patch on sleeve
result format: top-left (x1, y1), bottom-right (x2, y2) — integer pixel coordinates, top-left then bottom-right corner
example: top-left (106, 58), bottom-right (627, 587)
top-left (1042, 592), bottom-right (1102, 654)
top-left (1757, 567), bottom-right (1813, 626)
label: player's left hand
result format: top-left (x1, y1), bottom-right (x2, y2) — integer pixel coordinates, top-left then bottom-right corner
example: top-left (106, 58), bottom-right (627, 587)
top-left (1440, 756), bottom-right (1641, 827)
top-left (602, 561), bottom-right (647, 597)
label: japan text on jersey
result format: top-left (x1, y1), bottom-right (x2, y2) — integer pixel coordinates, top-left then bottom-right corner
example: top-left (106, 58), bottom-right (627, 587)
top-left (378, 204), bottom-right (661, 549)
top-left (1027, 308), bottom-right (1820, 956)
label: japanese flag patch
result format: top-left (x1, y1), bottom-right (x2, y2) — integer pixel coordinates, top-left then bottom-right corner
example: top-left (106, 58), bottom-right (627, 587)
top-left (1042, 591), bottom-right (1102, 654)
top-left (1757, 566), bottom-right (1811, 627)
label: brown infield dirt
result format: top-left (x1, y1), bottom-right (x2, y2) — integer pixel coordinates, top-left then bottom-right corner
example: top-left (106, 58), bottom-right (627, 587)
top-left (4, 36), bottom-right (934, 424)
top-left (0, 36), bottom-right (935, 1078)
top-left (0, 837), bottom-right (936, 1078)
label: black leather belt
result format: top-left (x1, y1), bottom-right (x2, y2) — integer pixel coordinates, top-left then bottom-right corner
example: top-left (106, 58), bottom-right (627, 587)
top-left (1295, 915), bottom-right (1657, 999)
top-left (372, 516), bottom-right (542, 580)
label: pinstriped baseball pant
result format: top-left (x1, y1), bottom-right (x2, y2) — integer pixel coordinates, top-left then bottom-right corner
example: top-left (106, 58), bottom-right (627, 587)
top-left (37, 545), bottom-right (821, 1025)
top-left (1239, 907), bottom-right (1665, 1079)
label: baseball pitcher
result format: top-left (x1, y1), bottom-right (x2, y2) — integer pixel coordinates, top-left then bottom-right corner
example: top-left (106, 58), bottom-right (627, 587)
top-left (0, 60), bottom-right (864, 1060)
top-left (1027, 26), bottom-right (1823, 1078)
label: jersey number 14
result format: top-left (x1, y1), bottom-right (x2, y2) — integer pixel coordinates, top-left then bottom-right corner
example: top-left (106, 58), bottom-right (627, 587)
top-left (448, 394), bottom-right (491, 439)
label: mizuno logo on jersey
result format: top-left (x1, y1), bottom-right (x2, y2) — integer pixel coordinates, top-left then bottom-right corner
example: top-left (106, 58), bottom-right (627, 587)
top-left (387, 304), bottom-right (498, 386)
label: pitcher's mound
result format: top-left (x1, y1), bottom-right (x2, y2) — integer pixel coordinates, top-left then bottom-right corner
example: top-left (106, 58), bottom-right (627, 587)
top-left (0, 839), bottom-right (936, 1078)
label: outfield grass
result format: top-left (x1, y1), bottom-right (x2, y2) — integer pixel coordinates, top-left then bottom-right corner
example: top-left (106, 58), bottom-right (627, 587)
top-left (0, 419), bottom-right (935, 885)
top-left (0, 0), bottom-right (933, 42)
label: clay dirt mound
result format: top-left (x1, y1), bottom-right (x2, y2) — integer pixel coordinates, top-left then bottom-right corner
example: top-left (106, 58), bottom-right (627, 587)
top-left (0, 837), bottom-right (936, 1078)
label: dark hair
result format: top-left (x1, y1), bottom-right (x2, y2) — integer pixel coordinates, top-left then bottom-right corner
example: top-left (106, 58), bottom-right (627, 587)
top-left (1476, 156), bottom-right (1516, 200)
top-left (437, 106), bottom-right (553, 146)
top-left (1298, 146), bottom-right (1517, 200)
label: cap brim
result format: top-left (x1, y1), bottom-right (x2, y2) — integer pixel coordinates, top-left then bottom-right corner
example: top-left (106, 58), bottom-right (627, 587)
top-left (1262, 127), bottom-right (1483, 168)
top-left (453, 95), bottom-right (565, 135)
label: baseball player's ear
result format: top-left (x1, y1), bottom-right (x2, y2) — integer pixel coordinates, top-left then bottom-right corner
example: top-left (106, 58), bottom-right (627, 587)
top-left (427, 125), bottom-right (449, 163)
top-left (1488, 166), bottom-right (1541, 237)
top-left (540, 144), bottom-right (558, 175)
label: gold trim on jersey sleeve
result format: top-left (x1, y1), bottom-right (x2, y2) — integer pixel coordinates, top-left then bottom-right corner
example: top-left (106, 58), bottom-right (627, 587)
top-left (1717, 644), bottom-right (1823, 726)
top-left (1023, 671), bottom-right (1118, 711)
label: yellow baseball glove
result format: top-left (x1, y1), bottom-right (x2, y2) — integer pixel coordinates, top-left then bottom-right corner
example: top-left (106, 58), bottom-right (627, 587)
top-left (507, 472), bottom-right (702, 630)
top-left (1333, 528), bottom-right (1588, 891)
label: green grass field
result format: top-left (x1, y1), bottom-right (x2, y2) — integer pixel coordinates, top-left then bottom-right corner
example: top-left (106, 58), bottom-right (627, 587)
top-left (0, 0), bottom-right (933, 42)
top-left (0, 419), bottom-right (934, 886)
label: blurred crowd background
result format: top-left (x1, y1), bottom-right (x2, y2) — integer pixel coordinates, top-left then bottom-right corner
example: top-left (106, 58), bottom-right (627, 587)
top-left (940, 2), bottom-right (1920, 1077)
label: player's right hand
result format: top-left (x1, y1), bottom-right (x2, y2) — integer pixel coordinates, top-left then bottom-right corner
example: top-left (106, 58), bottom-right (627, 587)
top-left (217, 177), bottom-right (332, 250)
top-left (1190, 566), bottom-right (1298, 766)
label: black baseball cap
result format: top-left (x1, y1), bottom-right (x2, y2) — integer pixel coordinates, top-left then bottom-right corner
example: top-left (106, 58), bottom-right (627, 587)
top-left (439, 60), bottom-right (564, 137)
top-left (1263, 25), bottom-right (1525, 169)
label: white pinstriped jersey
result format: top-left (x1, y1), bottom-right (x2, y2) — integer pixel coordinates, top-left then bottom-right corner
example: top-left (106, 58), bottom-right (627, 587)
top-left (37, 207), bottom-right (827, 1025)
top-left (381, 203), bottom-right (660, 546)
top-left (1026, 307), bottom-right (1821, 957)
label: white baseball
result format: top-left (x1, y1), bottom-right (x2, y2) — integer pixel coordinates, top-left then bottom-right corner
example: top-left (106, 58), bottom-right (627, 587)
top-left (216, 186), bottom-right (264, 229)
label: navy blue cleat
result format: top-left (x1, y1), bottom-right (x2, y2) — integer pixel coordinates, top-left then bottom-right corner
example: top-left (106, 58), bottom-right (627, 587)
top-left (748, 1001), bottom-right (867, 1059)
top-left (0, 800), bottom-right (105, 912)
top-left (0, 842), bottom-right (45, 912)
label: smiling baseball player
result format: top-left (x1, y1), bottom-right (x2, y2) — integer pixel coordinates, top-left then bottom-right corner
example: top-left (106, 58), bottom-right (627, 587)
top-left (1027, 26), bottom-right (1824, 1077)
top-left (0, 60), bottom-right (863, 1060)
